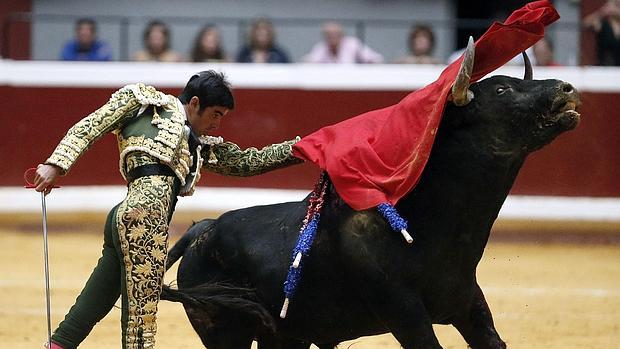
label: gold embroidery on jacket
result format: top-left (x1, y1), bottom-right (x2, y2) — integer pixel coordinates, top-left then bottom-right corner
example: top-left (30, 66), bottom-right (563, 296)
top-left (179, 145), bottom-right (203, 197)
top-left (45, 88), bottom-right (143, 173)
top-left (202, 137), bottom-right (302, 177)
top-left (125, 152), bottom-right (161, 173)
top-left (118, 135), bottom-right (191, 186)
top-left (128, 83), bottom-right (170, 106)
top-left (117, 99), bottom-right (191, 187)
top-left (45, 83), bottom-right (190, 186)
top-left (118, 136), bottom-right (174, 173)
top-left (116, 175), bottom-right (175, 349)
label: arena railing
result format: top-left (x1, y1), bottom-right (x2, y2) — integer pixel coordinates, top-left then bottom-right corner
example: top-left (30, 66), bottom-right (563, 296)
top-left (1, 59), bottom-right (619, 91)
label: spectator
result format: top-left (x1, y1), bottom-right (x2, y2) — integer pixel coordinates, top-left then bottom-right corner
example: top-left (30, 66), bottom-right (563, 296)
top-left (236, 18), bottom-right (290, 63)
top-left (303, 21), bottom-right (384, 63)
top-left (583, 0), bottom-right (620, 66)
top-left (394, 24), bottom-right (441, 64)
top-left (532, 37), bottom-right (561, 66)
top-left (190, 24), bottom-right (228, 62)
top-left (133, 20), bottom-right (183, 62)
top-left (60, 18), bottom-right (112, 61)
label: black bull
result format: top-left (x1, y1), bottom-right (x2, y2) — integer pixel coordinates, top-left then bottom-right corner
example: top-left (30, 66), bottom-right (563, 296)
top-left (162, 67), bottom-right (581, 348)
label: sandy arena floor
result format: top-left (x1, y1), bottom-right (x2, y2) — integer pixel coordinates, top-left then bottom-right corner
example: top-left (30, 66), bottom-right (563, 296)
top-left (1, 228), bottom-right (619, 349)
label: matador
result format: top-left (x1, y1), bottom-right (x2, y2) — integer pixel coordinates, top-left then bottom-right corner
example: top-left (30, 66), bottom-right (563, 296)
top-left (34, 70), bottom-right (301, 348)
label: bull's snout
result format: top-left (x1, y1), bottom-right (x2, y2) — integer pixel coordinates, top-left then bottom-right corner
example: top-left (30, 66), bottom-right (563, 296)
top-left (550, 81), bottom-right (581, 130)
top-left (559, 82), bottom-right (576, 96)
top-left (552, 81), bottom-right (580, 112)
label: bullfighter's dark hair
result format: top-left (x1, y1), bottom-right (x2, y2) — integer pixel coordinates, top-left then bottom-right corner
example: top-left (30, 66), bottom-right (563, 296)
top-left (178, 70), bottom-right (235, 111)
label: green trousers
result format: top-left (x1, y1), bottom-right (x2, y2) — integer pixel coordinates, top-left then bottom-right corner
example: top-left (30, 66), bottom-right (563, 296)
top-left (52, 175), bottom-right (179, 349)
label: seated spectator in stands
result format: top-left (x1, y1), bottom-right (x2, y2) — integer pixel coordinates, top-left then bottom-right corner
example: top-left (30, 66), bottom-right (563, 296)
top-left (532, 37), bottom-right (561, 66)
top-left (394, 24), bottom-right (441, 64)
top-left (236, 18), bottom-right (290, 63)
top-left (133, 20), bottom-right (183, 62)
top-left (303, 21), bottom-right (383, 63)
top-left (60, 18), bottom-right (112, 61)
top-left (583, 0), bottom-right (620, 66)
top-left (190, 24), bottom-right (228, 62)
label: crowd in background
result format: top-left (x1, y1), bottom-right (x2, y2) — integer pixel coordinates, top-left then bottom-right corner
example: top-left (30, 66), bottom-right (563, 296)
top-left (61, 1), bottom-right (620, 67)
top-left (58, 17), bottom-right (495, 65)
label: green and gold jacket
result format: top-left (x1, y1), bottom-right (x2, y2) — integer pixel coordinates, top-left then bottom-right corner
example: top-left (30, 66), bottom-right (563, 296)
top-left (45, 83), bottom-right (301, 196)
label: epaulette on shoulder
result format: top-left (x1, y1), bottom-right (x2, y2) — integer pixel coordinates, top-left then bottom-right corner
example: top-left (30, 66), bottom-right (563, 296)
top-left (119, 83), bottom-right (171, 106)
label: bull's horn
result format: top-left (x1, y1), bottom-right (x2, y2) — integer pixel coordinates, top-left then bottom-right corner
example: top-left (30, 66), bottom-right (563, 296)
top-left (522, 51), bottom-right (533, 80)
top-left (451, 36), bottom-right (475, 106)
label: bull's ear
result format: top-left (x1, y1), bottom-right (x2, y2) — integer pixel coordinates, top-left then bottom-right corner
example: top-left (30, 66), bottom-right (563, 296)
top-left (523, 51), bottom-right (533, 80)
top-left (451, 36), bottom-right (475, 106)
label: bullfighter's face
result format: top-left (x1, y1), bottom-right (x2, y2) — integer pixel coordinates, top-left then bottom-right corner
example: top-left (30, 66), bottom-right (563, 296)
top-left (185, 96), bottom-right (229, 136)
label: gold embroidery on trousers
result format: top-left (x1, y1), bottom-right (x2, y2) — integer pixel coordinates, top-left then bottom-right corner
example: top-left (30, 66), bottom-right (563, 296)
top-left (116, 175), bottom-right (175, 349)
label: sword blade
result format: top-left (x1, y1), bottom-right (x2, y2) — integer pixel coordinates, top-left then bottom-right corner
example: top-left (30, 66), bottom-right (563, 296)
top-left (41, 192), bottom-right (52, 346)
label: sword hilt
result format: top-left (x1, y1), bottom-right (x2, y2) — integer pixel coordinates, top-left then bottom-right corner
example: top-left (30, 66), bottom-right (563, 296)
top-left (24, 167), bottom-right (60, 189)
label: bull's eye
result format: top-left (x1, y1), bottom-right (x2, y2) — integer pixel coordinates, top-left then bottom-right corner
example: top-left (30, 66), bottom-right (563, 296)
top-left (496, 86), bottom-right (508, 95)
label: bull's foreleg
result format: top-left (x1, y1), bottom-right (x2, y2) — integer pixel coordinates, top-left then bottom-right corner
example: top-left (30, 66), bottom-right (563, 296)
top-left (343, 259), bottom-right (443, 348)
top-left (451, 284), bottom-right (506, 349)
top-left (340, 211), bottom-right (443, 349)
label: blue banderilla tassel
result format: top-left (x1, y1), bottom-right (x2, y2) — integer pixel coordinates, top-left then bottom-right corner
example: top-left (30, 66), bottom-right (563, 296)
top-left (377, 202), bottom-right (413, 244)
top-left (280, 212), bottom-right (321, 318)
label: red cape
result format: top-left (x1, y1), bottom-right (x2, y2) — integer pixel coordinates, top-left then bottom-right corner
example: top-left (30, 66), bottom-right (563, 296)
top-left (292, 1), bottom-right (560, 210)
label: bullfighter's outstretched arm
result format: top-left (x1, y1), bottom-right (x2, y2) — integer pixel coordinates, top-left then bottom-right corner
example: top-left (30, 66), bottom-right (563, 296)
top-left (44, 87), bottom-right (144, 174)
top-left (201, 137), bottom-right (303, 177)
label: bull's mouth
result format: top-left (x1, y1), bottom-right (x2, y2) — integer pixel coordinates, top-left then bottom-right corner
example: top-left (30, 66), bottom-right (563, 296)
top-left (541, 96), bottom-right (581, 130)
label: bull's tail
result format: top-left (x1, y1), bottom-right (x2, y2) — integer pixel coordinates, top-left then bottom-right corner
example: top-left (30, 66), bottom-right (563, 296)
top-left (165, 219), bottom-right (214, 271)
top-left (160, 283), bottom-right (275, 331)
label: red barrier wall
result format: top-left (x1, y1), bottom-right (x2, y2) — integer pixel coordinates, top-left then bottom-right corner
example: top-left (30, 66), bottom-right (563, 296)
top-left (1, 86), bottom-right (618, 196)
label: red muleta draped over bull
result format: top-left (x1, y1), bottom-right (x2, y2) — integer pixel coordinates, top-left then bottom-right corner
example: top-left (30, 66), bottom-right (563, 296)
top-left (292, 1), bottom-right (560, 211)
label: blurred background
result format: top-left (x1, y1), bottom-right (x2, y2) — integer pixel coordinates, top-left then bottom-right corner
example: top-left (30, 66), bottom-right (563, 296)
top-left (0, 0), bottom-right (619, 348)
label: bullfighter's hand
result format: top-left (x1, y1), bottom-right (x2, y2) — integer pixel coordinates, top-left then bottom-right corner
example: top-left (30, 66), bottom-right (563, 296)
top-left (34, 164), bottom-right (61, 195)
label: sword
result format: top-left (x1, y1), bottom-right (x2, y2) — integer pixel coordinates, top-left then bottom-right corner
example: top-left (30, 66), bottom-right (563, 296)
top-left (24, 168), bottom-right (58, 347)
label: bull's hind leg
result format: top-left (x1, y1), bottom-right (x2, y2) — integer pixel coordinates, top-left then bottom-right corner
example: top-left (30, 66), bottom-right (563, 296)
top-left (451, 284), bottom-right (506, 349)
